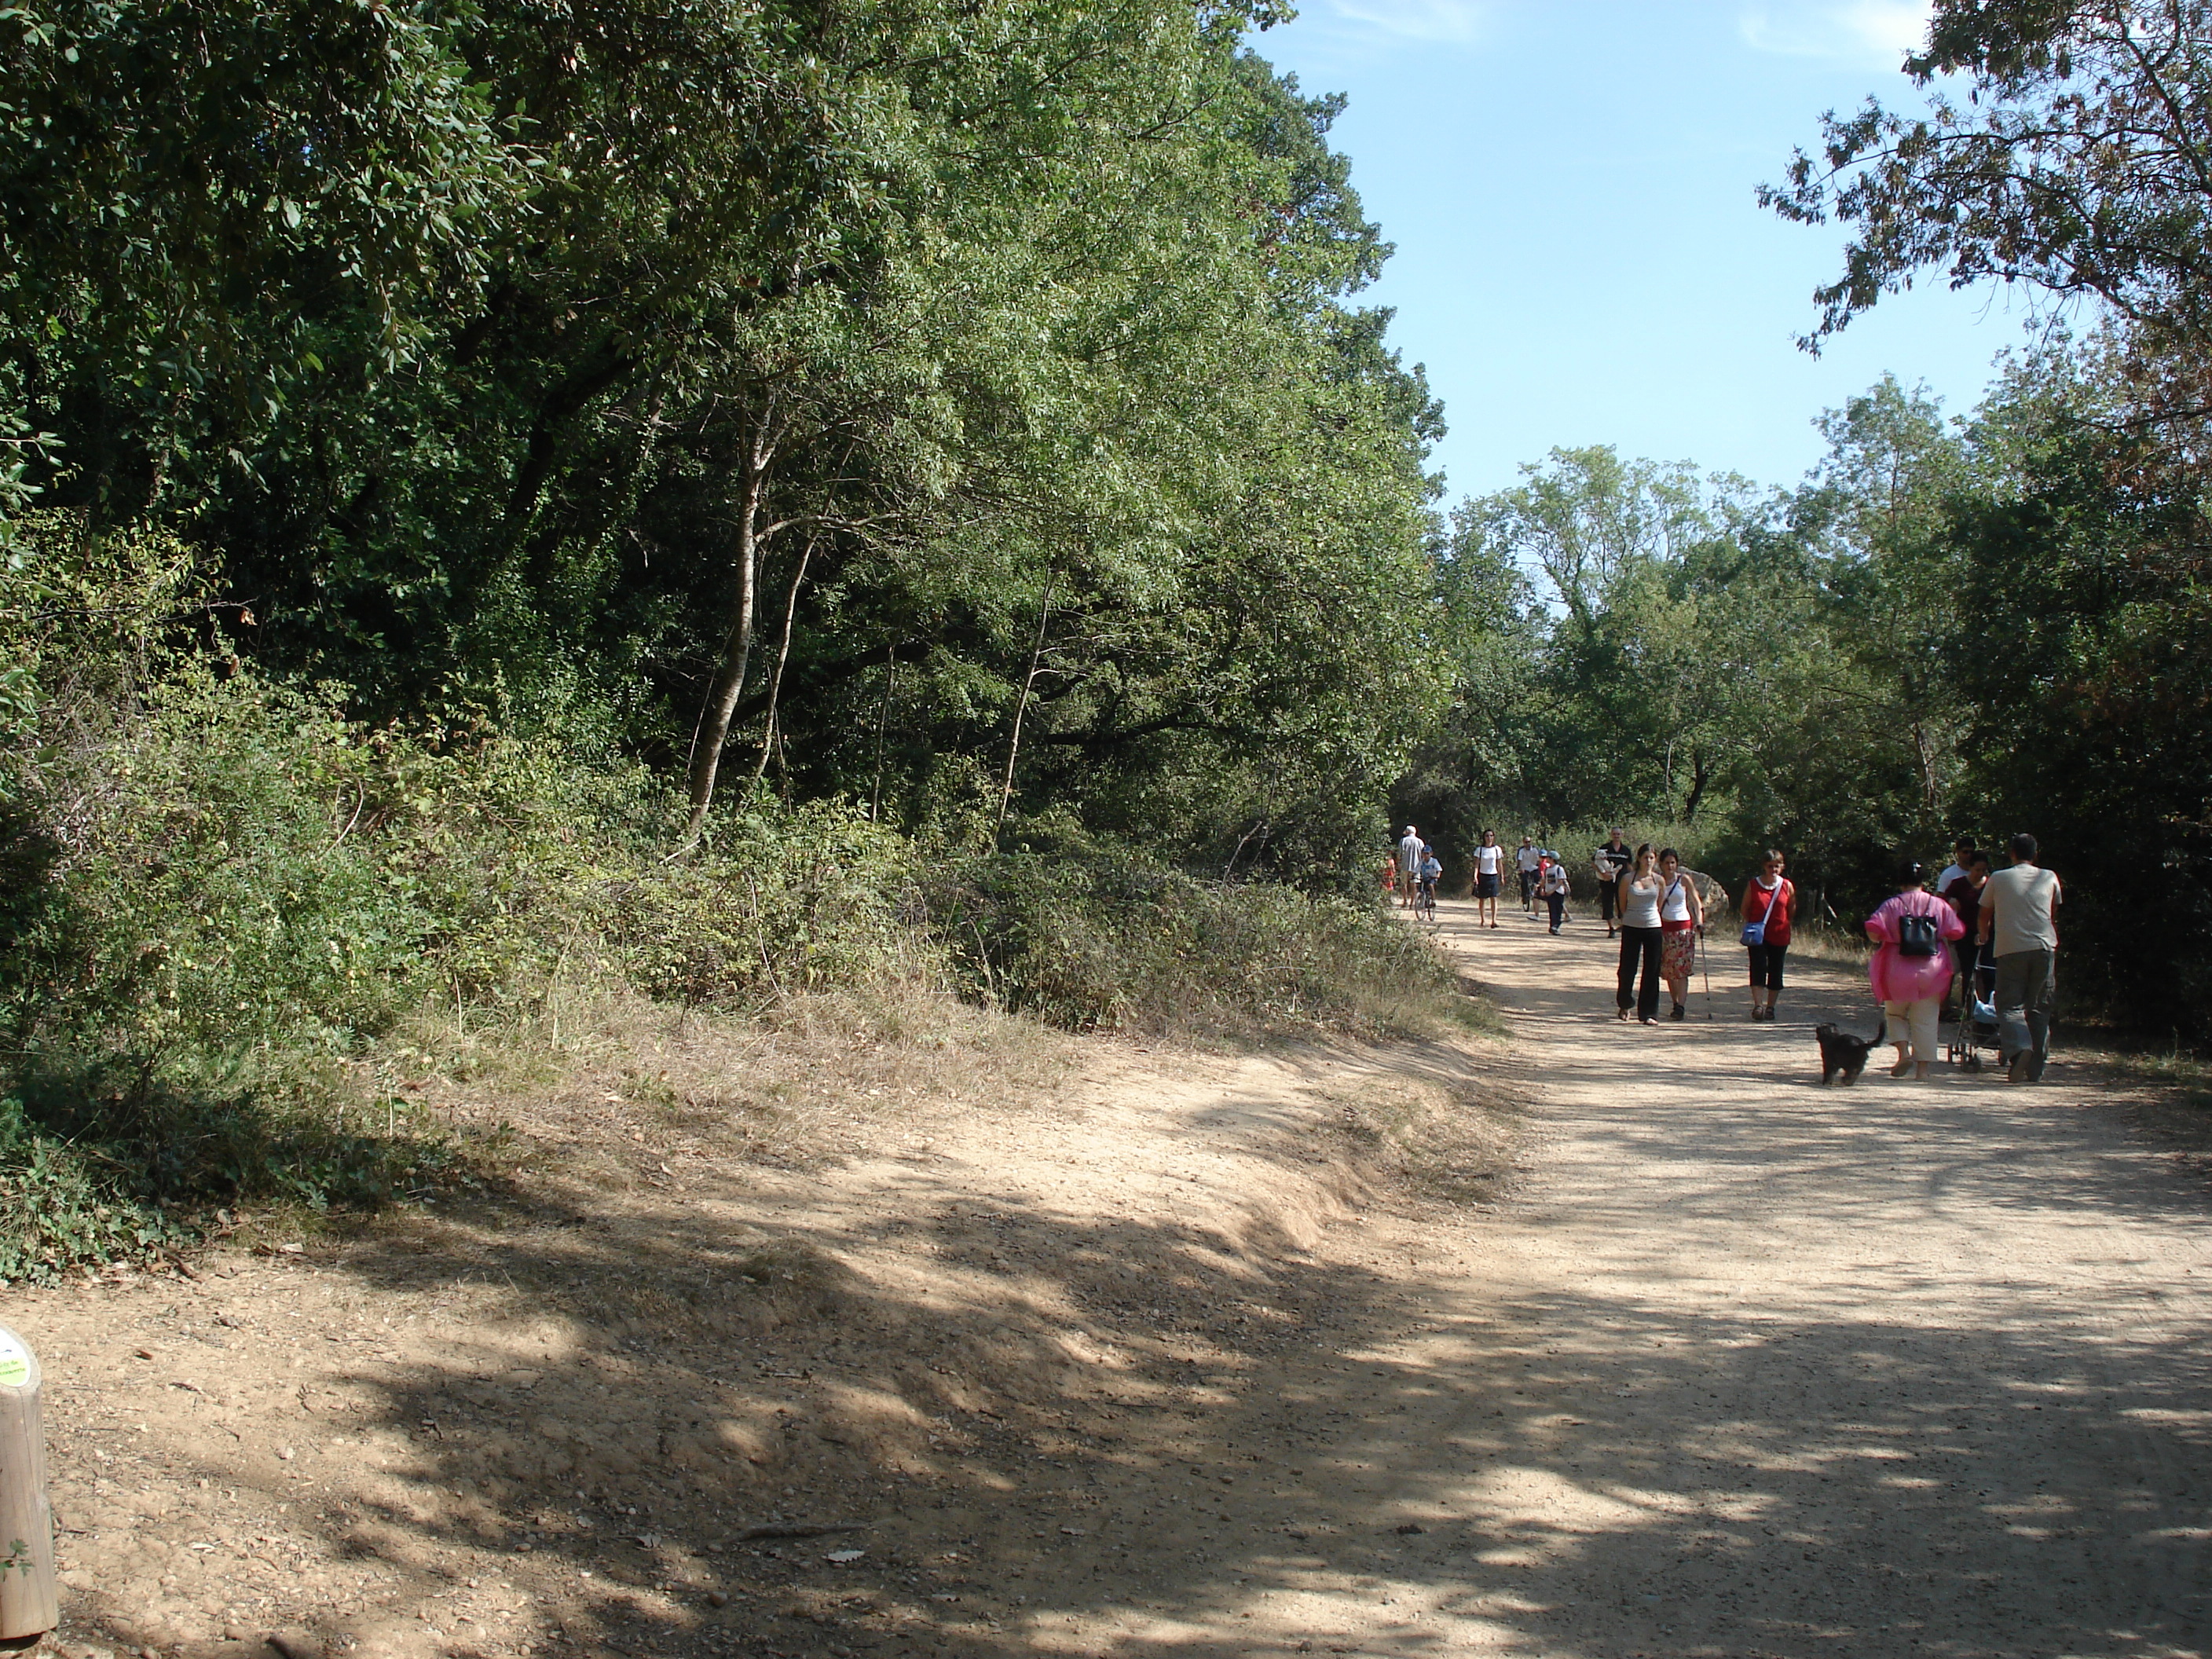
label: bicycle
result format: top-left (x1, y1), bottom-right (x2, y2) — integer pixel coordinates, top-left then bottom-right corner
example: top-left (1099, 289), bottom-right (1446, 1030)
top-left (1414, 877), bottom-right (1437, 923)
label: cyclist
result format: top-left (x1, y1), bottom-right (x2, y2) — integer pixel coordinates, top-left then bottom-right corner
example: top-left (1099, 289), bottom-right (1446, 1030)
top-left (1419, 848), bottom-right (1443, 917)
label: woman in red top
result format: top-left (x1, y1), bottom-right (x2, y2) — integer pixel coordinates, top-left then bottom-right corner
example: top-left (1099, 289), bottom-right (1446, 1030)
top-left (1740, 849), bottom-right (1795, 1023)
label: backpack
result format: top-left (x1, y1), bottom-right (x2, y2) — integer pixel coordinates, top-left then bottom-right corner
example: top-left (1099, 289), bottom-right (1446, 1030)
top-left (1896, 899), bottom-right (1942, 959)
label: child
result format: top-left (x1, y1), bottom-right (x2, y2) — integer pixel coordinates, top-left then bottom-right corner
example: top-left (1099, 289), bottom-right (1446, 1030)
top-left (1537, 852), bottom-right (1570, 934)
top-left (1419, 850), bottom-right (1443, 910)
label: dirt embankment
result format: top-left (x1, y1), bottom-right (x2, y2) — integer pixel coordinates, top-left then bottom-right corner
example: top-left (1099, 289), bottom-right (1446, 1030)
top-left (17, 987), bottom-right (1522, 1659)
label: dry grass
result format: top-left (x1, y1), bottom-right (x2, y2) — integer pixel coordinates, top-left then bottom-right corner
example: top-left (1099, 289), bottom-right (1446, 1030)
top-left (359, 970), bottom-right (1086, 1198)
top-left (1780, 921), bottom-right (1877, 965)
top-left (1313, 1069), bottom-right (1527, 1206)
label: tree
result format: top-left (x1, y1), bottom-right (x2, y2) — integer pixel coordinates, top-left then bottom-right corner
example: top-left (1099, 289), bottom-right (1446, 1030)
top-left (0, 0), bottom-right (529, 516)
top-left (1763, 2), bottom-right (2212, 362)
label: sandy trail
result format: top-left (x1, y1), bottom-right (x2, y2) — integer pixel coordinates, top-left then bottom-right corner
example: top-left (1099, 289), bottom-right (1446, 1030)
top-left (19, 898), bottom-right (2212, 1659)
top-left (1384, 900), bottom-right (2212, 1657)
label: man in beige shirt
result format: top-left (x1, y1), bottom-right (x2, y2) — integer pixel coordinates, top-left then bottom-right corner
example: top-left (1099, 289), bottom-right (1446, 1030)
top-left (1978, 832), bottom-right (2063, 1083)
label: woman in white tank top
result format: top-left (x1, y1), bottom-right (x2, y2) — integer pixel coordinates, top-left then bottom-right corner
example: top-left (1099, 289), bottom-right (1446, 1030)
top-left (1616, 844), bottom-right (1666, 1023)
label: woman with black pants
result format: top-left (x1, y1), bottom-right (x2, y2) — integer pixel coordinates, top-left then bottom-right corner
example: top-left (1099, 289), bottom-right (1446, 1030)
top-left (1740, 848), bottom-right (1795, 1020)
top-left (1615, 844), bottom-right (1664, 1024)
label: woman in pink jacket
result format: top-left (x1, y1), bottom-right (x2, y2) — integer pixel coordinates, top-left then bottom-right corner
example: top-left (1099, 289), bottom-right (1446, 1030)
top-left (1866, 857), bottom-right (1967, 1080)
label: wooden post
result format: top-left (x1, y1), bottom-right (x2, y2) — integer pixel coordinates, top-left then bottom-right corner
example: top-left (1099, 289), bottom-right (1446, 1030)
top-left (0, 1326), bottom-right (57, 1641)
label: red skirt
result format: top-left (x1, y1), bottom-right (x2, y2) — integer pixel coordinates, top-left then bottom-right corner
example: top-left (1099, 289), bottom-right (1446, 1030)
top-left (1661, 922), bottom-right (1697, 980)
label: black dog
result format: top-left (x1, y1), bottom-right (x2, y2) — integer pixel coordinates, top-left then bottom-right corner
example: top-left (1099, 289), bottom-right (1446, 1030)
top-left (1816, 1017), bottom-right (1888, 1086)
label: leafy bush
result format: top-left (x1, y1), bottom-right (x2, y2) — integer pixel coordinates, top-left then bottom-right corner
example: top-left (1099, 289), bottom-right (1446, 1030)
top-left (0, 518), bottom-right (919, 1277)
top-left (931, 853), bottom-right (1473, 1038)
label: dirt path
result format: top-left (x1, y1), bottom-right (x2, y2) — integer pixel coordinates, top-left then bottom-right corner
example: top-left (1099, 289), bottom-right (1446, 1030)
top-left (18, 899), bottom-right (2212, 1659)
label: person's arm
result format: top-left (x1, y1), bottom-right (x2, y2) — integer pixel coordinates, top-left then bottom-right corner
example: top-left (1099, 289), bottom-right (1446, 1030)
top-left (1688, 882), bottom-right (1705, 928)
top-left (1977, 881), bottom-right (1996, 945)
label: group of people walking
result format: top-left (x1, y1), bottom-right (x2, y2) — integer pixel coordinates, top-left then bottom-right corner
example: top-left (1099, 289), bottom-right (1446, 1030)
top-left (1606, 840), bottom-right (1709, 1024)
top-left (1596, 830), bottom-right (1796, 1027)
top-left (1878, 833), bottom-right (2060, 1084)
top-left (1393, 823), bottom-right (2063, 1084)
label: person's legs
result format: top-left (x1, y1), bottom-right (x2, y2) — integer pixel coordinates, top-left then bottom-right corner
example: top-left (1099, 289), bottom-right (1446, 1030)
top-left (1546, 892), bottom-right (1565, 932)
top-left (1907, 997), bottom-right (1939, 1074)
top-left (1747, 947), bottom-right (1767, 1017)
top-left (2020, 948), bottom-right (2056, 1079)
top-left (1884, 998), bottom-right (1914, 1073)
top-left (1950, 939), bottom-right (1977, 1016)
top-left (1888, 998), bottom-right (1939, 1074)
top-left (1661, 928), bottom-right (1691, 1016)
top-left (1616, 928), bottom-right (1639, 1016)
top-left (1765, 945), bottom-right (1787, 1017)
top-left (1994, 949), bottom-right (2044, 1081)
top-left (1639, 931), bottom-right (1664, 1022)
top-left (1599, 881), bottom-right (1617, 936)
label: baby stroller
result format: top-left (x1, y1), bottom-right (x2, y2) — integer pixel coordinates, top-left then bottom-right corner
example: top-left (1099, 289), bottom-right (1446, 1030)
top-left (1945, 943), bottom-right (2001, 1071)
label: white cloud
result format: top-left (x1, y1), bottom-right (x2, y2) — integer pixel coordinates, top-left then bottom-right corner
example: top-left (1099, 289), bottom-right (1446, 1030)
top-left (1324, 0), bottom-right (1495, 45)
top-left (1739, 0), bottom-right (1931, 61)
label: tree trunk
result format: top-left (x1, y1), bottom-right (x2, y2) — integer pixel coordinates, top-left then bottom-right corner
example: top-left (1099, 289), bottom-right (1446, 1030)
top-left (751, 536), bottom-right (818, 787)
top-left (680, 413), bottom-right (780, 844)
top-left (868, 648), bottom-right (897, 822)
top-left (1683, 750), bottom-right (1710, 823)
top-left (992, 582), bottom-right (1055, 851)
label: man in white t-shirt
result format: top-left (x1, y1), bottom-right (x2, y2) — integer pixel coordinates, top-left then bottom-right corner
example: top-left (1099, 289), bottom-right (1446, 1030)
top-left (1936, 838), bottom-right (1976, 894)
top-left (1397, 826), bottom-right (1424, 910)
top-left (1472, 830), bottom-right (1506, 928)
top-left (1514, 835), bottom-right (1543, 914)
top-left (1979, 832), bottom-right (2062, 1083)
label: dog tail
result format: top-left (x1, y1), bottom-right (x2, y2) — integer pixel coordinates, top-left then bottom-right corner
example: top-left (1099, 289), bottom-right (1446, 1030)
top-left (1872, 1013), bottom-right (1886, 1046)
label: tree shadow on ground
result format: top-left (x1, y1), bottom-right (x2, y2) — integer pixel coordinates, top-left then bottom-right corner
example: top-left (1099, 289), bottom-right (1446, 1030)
top-left (56, 906), bottom-right (2212, 1659)
top-left (75, 1116), bottom-right (2212, 1659)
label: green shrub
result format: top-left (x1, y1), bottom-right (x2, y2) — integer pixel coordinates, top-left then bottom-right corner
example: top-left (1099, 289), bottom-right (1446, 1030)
top-left (0, 518), bottom-right (918, 1277)
top-left (931, 853), bottom-right (1471, 1038)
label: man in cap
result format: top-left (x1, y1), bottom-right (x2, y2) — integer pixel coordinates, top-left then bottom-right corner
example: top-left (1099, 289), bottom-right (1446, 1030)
top-left (1593, 828), bottom-right (1631, 939)
top-left (1397, 825), bottom-right (1425, 910)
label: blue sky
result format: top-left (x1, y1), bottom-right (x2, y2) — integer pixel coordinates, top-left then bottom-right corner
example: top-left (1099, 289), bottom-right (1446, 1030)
top-left (1252, 0), bottom-right (2037, 500)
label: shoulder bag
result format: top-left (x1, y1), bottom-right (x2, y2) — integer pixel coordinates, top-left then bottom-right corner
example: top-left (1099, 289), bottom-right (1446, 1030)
top-left (1741, 881), bottom-right (1784, 948)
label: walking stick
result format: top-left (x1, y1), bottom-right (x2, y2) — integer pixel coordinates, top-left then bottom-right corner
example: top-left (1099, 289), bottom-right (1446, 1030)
top-left (1699, 926), bottom-right (1713, 1019)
